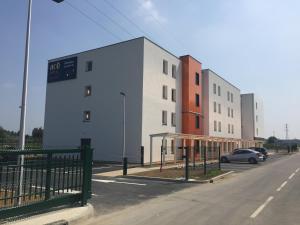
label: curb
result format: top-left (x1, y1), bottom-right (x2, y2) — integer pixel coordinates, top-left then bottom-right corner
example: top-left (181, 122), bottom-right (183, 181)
top-left (11, 203), bottom-right (94, 225)
top-left (124, 171), bottom-right (234, 184)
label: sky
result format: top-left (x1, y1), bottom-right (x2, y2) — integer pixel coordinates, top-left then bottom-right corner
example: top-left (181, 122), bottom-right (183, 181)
top-left (0, 0), bottom-right (300, 139)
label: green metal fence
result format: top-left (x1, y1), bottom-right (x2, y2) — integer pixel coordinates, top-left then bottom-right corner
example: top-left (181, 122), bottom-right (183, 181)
top-left (0, 148), bottom-right (93, 221)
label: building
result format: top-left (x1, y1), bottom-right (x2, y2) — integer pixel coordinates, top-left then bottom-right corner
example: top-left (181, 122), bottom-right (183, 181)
top-left (43, 37), bottom-right (263, 164)
top-left (43, 37), bottom-right (182, 163)
top-left (241, 93), bottom-right (264, 140)
top-left (202, 69), bottom-right (242, 139)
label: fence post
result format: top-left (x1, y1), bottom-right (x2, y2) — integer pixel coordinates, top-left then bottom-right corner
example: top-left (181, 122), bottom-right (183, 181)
top-left (45, 153), bottom-right (52, 200)
top-left (185, 147), bottom-right (189, 181)
top-left (81, 147), bottom-right (93, 206)
top-left (160, 146), bottom-right (163, 172)
top-left (204, 146), bottom-right (207, 175)
top-left (218, 145), bottom-right (221, 170)
top-left (141, 146), bottom-right (144, 167)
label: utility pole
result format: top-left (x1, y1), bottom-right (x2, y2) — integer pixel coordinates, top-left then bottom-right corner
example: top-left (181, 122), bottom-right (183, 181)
top-left (285, 124), bottom-right (289, 140)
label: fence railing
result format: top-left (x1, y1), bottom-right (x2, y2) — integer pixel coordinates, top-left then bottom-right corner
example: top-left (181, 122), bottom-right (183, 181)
top-left (0, 148), bottom-right (93, 221)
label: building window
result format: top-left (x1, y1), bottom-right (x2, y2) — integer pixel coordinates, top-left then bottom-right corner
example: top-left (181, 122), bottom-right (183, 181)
top-left (85, 61), bottom-right (93, 72)
top-left (256, 115), bottom-right (258, 122)
top-left (214, 121), bottom-right (217, 132)
top-left (227, 91), bottom-right (230, 101)
top-left (214, 102), bottom-right (217, 113)
top-left (163, 60), bottom-right (168, 75)
top-left (218, 86), bottom-right (221, 96)
top-left (172, 65), bottom-right (176, 78)
top-left (231, 93), bottom-right (233, 103)
top-left (256, 102), bottom-right (258, 110)
top-left (218, 103), bottom-right (221, 114)
top-left (228, 107), bottom-right (230, 117)
top-left (83, 111), bottom-right (91, 122)
top-left (85, 85), bottom-right (92, 97)
top-left (228, 124), bottom-right (231, 134)
top-left (231, 125), bottom-right (234, 134)
top-left (231, 109), bottom-right (234, 118)
top-left (162, 110), bottom-right (167, 125)
top-left (213, 83), bottom-right (217, 94)
top-left (218, 121), bottom-right (221, 132)
top-left (195, 72), bottom-right (200, 85)
top-left (171, 112), bottom-right (176, 127)
top-left (195, 115), bottom-right (200, 129)
top-left (171, 89), bottom-right (176, 102)
top-left (162, 85), bottom-right (168, 99)
top-left (256, 128), bottom-right (259, 136)
top-left (196, 94), bottom-right (200, 107)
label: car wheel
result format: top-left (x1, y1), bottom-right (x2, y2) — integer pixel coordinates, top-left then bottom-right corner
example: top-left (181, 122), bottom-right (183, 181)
top-left (248, 157), bottom-right (257, 164)
top-left (221, 156), bottom-right (229, 163)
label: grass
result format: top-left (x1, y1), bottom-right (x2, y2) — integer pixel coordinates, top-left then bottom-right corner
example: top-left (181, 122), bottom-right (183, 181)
top-left (0, 190), bottom-right (44, 208)
top-left (132, 167), bottom-right (225, 181)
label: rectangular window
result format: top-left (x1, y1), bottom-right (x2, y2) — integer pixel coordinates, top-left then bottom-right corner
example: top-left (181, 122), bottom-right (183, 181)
top-left (162, 110), bottom-right (167, 125)
top-left (162, 85), bottom-right (168, 99)
top-left (196, 94), bottom-right (200, 107)
top-left (172, 65), bottom-right (176, 78)
top-left (213, 83), bottom-right (217, 94)
top-left (228, 107), bottom-right (230, 117)
top-left (171, 89), bottom-right (176, 102)
top-left (163, 60), bottom-right (168, 75)
top-left (85, 61), bottom-right (93, 72)
top-left (256, 115), bottom-right (258, 122)
top-left (218, 121), bottom-right (221, 132)
top-left (231, 125), bottom-right (234, 134)
top-left (218, 86), bottom-right (221, 96)
top-left (256, 102), bottom-right (258, 109)
top-left (85, 85), bottom-right (92, 97)
top-left (83, 111), bottom-right (91, 122)
top-left (218, 103), bottom-right (221, 114)
top-left (171, 112), bottom-right (176, 127)
top-left (214, 121), bottom-right (217, 132)
top-left (228, 124), bottom-right (231, 134)
top-left (227, 91), bottom-right (230, 101)
top-left (195, 115), bottom-right (200, 129)
top-left (231, 93), bottom-right (233, 103)
top-left (256, 128), bottom-right (259, 136)
top-left (214, 102), bottom-right (217, 112)
top-left (195, 72), bottom-right (200, 85)
top-left (231, 109), bottom-right (234, 118)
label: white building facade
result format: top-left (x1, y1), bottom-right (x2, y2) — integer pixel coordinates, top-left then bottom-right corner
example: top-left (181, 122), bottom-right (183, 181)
top-left (241, 93), bottom-right (264, 140)
top-left (43, 37), bottom-right (181, 163)
top-left (202, 69), bottom-right (242, 139)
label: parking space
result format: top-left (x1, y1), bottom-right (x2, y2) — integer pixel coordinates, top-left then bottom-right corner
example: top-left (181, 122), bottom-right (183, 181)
top-left (220, 152), bottom-right (287, 173)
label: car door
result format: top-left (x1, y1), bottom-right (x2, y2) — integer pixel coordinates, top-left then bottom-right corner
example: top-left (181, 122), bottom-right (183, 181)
top-left (229, 150), bottom-right (242, 161)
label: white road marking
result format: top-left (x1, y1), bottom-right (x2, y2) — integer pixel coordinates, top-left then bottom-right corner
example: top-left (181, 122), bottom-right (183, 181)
top-left (276, 181), bottom-right (288, 192)
top-left (92, 193), bottom-right (99, 196)
top-left (250, 196), bottom-right (274, 218)
top-left (296, 168), bottom-right (300, 173)
top-left (92, 179), bottom-right (146, 186)
top-left (289, 173), bottom-right (295, 180)
top-left (92, 166), bottom-right (111, 170)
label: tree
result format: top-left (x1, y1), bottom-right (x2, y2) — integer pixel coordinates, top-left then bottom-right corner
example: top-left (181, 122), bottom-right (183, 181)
top-left (267, 136), bottom-right (278, 144)
top-left (32, 127), bottom-right (43, 139)
top-left (0, 126), bottom-right (5, 139)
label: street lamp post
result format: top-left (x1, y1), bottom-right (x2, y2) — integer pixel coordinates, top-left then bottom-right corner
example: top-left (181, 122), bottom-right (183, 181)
top-left (18, 0), bottom-right (64, 206)
top-left (120, 92), bottom-right (127, 175)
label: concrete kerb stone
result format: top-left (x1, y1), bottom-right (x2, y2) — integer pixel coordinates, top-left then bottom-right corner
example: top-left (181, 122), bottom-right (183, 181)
top-left (11, 203), bottom-right (94, 225)
top-left (124, 171), bottom-right (235, 184)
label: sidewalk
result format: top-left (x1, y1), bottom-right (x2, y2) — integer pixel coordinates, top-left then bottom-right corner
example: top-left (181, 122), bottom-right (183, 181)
top-left (11, 203), bottom-right (94, 225)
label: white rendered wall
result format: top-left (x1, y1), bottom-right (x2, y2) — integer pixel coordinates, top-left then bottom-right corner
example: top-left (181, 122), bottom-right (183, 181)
top-left (142, 39), bottom-right (182, 163)
top-left (44, 38), bottom-right (144, 163)
top-left (202, 69), bottom-right (241, 139)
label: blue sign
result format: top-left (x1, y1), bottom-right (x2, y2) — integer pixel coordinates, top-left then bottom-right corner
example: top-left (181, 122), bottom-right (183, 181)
top-left (47, 57), bottom-right (77, 83)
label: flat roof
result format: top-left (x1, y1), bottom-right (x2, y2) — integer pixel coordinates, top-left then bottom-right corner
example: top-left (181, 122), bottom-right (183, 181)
top-left (202, 68), bottom-right (240, 91)
top-left (49, 36), bottom-right (180, 62)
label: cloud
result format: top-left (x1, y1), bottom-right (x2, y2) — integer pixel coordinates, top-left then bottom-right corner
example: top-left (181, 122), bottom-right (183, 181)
top-left (137, 0), bottom-right (167, 24)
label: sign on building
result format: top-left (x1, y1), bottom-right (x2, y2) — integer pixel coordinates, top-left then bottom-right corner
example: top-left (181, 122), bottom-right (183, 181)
top-left (47, 57), bottom-right (77, 83)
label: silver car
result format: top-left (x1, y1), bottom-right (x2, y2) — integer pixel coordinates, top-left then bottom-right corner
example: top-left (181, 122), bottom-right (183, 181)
top-left (221, 149), bottom-right (264, 164)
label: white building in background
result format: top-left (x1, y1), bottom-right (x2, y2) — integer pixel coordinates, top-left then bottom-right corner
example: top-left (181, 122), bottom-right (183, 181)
top-left (241, 93), bottom-right (264, 140)
top-left (202, 69), bottom-right (242, 139)
top-left (43, 37), bottom-right (182, 163)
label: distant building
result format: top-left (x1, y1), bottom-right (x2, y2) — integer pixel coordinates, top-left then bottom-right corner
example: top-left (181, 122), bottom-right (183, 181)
top-left (241, 93), bottom-right (264, 140)
top-left (202, 69), bottom-right (241, 139)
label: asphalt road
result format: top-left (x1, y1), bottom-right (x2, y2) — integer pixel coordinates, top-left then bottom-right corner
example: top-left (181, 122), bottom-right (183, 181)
top-left (88, 152), bottom-right (300, 225)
